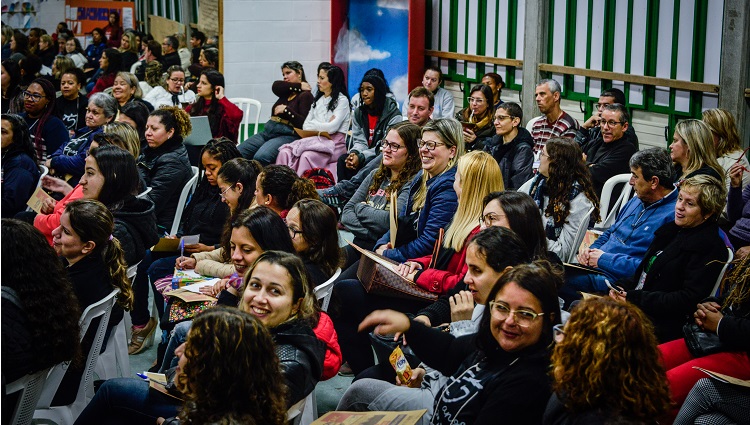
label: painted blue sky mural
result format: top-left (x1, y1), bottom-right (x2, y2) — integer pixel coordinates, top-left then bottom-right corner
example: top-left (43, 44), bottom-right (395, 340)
top-left (335, 0), bottom-right (409, 105)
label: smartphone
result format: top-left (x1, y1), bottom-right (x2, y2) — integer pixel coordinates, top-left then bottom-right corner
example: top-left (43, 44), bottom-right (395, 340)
top-left (605, 279), bottom-right (625, 295)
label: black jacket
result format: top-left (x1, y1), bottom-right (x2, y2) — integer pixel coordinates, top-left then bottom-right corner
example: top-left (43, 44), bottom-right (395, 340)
top-left (112, 196), bottom-right (160, 266)
top-left (178, 184), bottom-right (228, 246)
top-left (622, 220), bottom-right (727, 342)
top-left (160, 52), bottom-right (181, 70)
top-left (137, 137), bottom-right (193, 231)
top-left (582, 131), bottom-right (637, 197)
top-left (407, 320), bottom-right (552, 425)
top-left (483, 127), bottom-right (535, 190)
top-left (1, 149), bottom-right (40, 218)
top-left (272, 319), bottom-right (326, 408)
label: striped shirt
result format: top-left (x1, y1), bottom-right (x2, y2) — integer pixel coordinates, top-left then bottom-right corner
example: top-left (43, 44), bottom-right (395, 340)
top-left (531, 111), bottom-right (580, 153)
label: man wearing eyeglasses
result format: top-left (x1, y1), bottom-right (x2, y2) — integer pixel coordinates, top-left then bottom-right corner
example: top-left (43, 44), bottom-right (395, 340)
top-left (560, 148), bottom-right (677, 307)
top-left (160, 36), bottom-right (181, 69)
top-left (575, 88), bottom-right (639, 149)
top-left (581, 103), bottom-right (638, 197)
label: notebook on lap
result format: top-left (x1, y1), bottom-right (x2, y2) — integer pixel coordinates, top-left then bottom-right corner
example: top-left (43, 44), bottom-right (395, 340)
top-left (184, 116), bottom-right (213, 146)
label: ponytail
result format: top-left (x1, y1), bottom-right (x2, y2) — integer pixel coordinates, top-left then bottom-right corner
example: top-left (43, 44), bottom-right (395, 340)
top-left (105, 236), bottom-right (133, 310)
top-left (286, 177), bottom-right (319, 209)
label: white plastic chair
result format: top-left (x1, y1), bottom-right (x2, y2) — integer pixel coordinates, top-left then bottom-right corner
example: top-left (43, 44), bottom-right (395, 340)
top-left (597, 174), bottom-right (633, 230)
top-left (4, 367), bottom-right (51, 425)
top-left (169, 166), bottom-right (200, 235)
top-left (567, 206), bottom-right (596, 263)
top-left (34, 289), bottom-right (119, 424)
top-left (136, 186), bottom-right (152, 199)
top-left (314, 268), bottom-right (341, 312)
top-left (525, 115), bottom-right (544, 132)
top-left (228, 97), bottom-right (262, 142)
top-left (288, 392), bottom-right (317, 425)
top-left (710, 248), bottom-right (734, 297)
top-left (95, 261), bottom-right (139, 380)
top-left (287, 396), bottom-right (306, 423)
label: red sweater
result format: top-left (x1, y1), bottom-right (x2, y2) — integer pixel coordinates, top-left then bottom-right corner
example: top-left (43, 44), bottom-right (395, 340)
top-left (186, 97), bottom-right (243, 143)
top-left (410, 226), bottom-right (481, 294)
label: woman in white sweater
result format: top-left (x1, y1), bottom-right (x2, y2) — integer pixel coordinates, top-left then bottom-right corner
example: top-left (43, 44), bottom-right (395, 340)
top-left (275, 64), bottom-right (350, 176)
top-left (142, 65), bottom-right (196, 110)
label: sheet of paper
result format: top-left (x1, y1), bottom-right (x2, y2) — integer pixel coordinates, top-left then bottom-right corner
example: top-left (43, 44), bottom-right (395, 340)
top-left (694, 367), bottom-right (750, 388)
top-left (26, 186), bottom-right (53, 214)
top-left (181, 234), bottom-right (200, 245)
top-left (348, 241), bottom-right (410, 277)
top-left (181, 279), bottom-right (220, 293)
top-left (312, 410), bottom-right (426, 425)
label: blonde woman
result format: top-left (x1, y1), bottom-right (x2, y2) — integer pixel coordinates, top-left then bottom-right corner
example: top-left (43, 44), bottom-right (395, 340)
top-left (670, 119), bottom-right (723, 184)
top-left (395, 150), bottom-right (504, 293)
top-left (118, 31), bottom-right (139, 72)
top-left (703, 108), bottom-right (750, 190)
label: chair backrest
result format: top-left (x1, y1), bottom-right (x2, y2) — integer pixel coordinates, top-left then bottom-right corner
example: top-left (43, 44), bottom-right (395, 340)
top-left (5, 368), bottom-right (51, 425)
top-left (567, 206), bottom-right (596, 263)
top-left (38, 165), bottom-right (49, 186)
top-left (136, 186), bottom-right (152, 199)
top-left (598, 174), bottom-right (633, 230)
top-left (710, 247), bottom-right (734, 297)
top-left (314, 268), bottom-right (341, 312)
top-left (169, 166), bottom-right (200, 235)
top-left (34, 289), bottom-right (119, 421)
top-left (286, 396), bottom-right (306, 422)
top-left (228, 97), bottom-right (262, 142)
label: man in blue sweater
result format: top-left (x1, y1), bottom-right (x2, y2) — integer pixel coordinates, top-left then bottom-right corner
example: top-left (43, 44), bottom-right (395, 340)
top-left (561, 148), bottom-right (677, 305)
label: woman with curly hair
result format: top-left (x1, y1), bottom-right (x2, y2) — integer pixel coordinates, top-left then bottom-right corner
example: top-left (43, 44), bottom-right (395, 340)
top-left (137, 106), bottom-right (193, 232)
top-left (341, 121), bottom-right (422, 250)
top-left (519, 138), bottom-right (600, 261)
top-left (454, 84), bottom-right (495, 151)
top-left (1, 219), bottom-right (81, 388)
top-left (545, 297), bottom-right (671, 424)
top-left (659, 253), bottom-right (750, 420)
top-left (75, 306), bottom-right (289, 425)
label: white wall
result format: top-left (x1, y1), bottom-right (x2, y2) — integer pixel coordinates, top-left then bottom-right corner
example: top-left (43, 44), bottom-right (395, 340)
top-left (222, 0), bottom-right (331, 126)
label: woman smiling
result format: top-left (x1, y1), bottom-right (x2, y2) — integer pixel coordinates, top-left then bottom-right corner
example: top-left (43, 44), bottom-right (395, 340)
top-left (455, 84), bottom-right (495, 151)
top-left (111, 72), bottom-right (153, 111)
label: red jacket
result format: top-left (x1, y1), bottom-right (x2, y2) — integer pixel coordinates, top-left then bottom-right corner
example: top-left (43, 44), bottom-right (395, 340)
top-left (410, 226), bottom-right (481, 294)
top-left (34, 184), bottom-right (84, 245)
top-left (312, 312), bottom-right (342, 380)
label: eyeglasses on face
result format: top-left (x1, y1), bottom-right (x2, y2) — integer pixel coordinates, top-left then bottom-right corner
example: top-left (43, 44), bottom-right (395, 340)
top-left (493, 114), bottom-right (512, 122)
top-left (381, 140), bottom-right (404, 152)
top-left (479, 212), bottom-right (506, 227)
top-left (488, 300), bottom-right (545, 327)
top-left (417, 139), bottom-right (446, 151)
top-left (169, 78), bottom-right (185, 84)
top-left (467, 97), bottom-right (485, 104)
top-left (220, 184), bottom-right (236, 199)
top-left (601, 120), bottom-right (623, 127)
top-left (287, 225), bottom-right (303, 239)
top-left (23, 91), bottom-right (46, 102)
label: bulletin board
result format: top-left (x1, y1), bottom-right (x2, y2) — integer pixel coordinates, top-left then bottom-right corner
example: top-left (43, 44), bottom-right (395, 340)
top-left (64, 0), bottom-right (135, 36)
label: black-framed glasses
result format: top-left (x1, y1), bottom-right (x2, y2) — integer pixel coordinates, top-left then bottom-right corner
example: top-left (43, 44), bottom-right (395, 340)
top-left (553, 324), bottom-right (565, 343)
top-left (417, 139), bottom-right (446, 151)
top-left (488, 300), bottom-right (545, 328)
top-left (601, 120), bottom-right (623, 127)
top-left (220, 184), bottom-right (235, 199)
top-left (22, 91), bottom-right (46, 102)
top-left (287, 225), bottom-right (303, 239)
top-left (169, 78), bottom-right (185, 84)
top-left (381, 140), bottom-right (404, 152)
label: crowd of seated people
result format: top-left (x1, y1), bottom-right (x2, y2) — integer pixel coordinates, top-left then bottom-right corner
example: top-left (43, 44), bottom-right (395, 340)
top-left (4, 20), bottom-right (750, 424)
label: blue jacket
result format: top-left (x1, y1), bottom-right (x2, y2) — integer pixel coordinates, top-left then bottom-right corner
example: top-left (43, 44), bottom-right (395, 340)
top-left (376, 167), bottom-right (458, 263)
top-left (1, 151), bottom-right (40, 217)
top-left (590, 189), bottom-right (677, 279)
top-left (49, 126), bottom-right (101, 185)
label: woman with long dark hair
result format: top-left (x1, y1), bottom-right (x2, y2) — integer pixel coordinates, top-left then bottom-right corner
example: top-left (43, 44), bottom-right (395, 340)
top-left (2, 114), bottom-right (41, 217)
top-left (337, 73), bottom-right (402, 181)
top-left (455, 84), bottom-right (495, 151)
top-left (286, 198), bottom-right (344, 285)
top-left (19, 77), bottom-right (70, 161)
top-left (87, 48), bottom-right (122, 94)
top-left (185, 68), bottom-right (243, 142)
top-left (103, 11), bottom-right (123, 48)
top-left (238, 61), bottom-right (314, 164)
top-left (84, 27), bottom-right (108, 71)
top-left (276, 64), bottom-right (351, 174)
top-left (519, 138), bottom-right (600, 261)
top-left (1, 59), bottom-right (24, 113)
top-left (254, 164), bottom-right (320, 218)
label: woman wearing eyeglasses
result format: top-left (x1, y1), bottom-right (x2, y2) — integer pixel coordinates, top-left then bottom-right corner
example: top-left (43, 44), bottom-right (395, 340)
top-left (19, 78), bottom-right (70, 161)
top-left (482, 102), bottom-right (534, 190)
top-left (455, 84), bottom-right (495, 152)
top-left (143, 65), bottom-right (196, 110)
top-left (350, 261), bottom-right (561, 424)
top-left (340, 121), bottom-right (422, 251)
top-left (285, 199), bottom-right (343, 286)
top-left (519, 138), bottom-right (600, 261)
